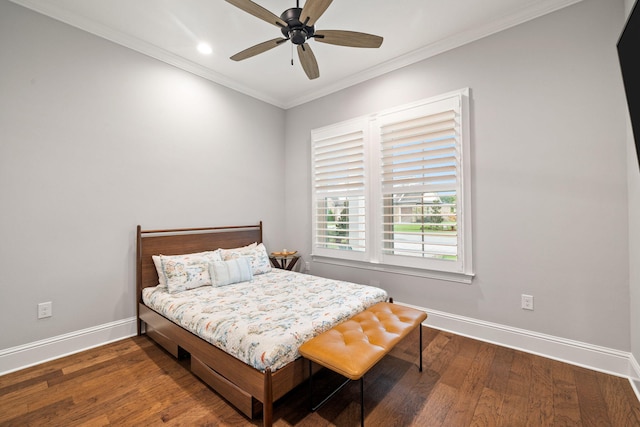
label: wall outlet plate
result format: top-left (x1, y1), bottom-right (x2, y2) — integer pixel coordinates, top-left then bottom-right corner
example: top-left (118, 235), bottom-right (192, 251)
top-left (38, 301), bottom-right (52, 319)
top-left (521, 294), bottom-right (534, 311)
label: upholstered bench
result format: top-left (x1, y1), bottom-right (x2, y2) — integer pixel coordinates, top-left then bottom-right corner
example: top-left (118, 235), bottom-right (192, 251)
top-left (298, 301), bottom-right (427, 426)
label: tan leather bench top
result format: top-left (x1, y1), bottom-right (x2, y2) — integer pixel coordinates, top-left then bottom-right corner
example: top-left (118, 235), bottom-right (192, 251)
top-left (298, 302), bottom-right (427, 380)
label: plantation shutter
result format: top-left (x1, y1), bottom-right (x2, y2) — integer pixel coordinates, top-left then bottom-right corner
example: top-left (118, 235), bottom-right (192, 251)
top-left (312, 120), bottom-right (367, 255)
top-left (310, 89), bottom-right (471, 278)
top-left (379, 96), bottom-right (461, 261)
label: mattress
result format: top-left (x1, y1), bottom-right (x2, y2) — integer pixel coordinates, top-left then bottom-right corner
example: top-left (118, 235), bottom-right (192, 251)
top-left (142, 269), bottom-right (388, 372)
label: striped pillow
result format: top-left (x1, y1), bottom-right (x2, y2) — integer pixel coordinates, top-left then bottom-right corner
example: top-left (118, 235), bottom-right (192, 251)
top-left (209, 257), bottom-right (253, 287)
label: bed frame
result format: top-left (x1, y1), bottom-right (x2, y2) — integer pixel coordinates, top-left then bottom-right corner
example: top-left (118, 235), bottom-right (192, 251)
top-left (136, 222), bottom-right (309, 427)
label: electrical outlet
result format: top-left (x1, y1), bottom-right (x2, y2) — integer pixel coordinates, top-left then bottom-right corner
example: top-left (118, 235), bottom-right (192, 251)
top-left (305, 261), bottom-right (310, 271)
top-left (38, 301), bottom-right (52, 319)
top-left (521, 294), bottom-right (534, 311)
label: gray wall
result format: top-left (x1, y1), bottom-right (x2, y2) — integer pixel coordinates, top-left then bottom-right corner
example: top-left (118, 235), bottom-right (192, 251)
top-left (0, 1), bottom-right (286, 349)
top-left (1, 0), bottom-right (637, 373)
top-left (624, 0), bottom-right (640, 389)
top-left (285, 0), bottom-right (632, 351)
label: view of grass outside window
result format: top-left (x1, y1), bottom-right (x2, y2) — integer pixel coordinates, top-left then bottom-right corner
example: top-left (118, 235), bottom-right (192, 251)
top-left (383, 191), bottom-right (457, 260)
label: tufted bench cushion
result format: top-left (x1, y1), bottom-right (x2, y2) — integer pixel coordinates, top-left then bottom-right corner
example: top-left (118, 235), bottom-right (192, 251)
top-left (299, 302), bottom-right (427, 380)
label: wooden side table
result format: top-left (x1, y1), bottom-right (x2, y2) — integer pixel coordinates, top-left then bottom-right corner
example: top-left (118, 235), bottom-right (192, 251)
top-left (269, 253), bottom-right (300, 271)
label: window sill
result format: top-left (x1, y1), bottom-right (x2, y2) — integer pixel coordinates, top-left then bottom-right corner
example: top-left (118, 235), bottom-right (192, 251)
top-left (311, 255), bottom-right (475, 284)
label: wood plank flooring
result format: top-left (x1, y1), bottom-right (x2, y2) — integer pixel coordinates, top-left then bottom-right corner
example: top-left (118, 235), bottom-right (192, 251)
top-left (1, 327), bottom-right (639, 426)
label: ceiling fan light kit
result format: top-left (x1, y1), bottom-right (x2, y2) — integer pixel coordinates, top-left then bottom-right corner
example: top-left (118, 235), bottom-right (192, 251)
top-left (225, 0), bottom-right (383, 80)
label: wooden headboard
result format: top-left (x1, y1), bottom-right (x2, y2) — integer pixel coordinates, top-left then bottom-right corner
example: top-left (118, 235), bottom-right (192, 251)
top-left (136, 222), bottom-right (263, 303)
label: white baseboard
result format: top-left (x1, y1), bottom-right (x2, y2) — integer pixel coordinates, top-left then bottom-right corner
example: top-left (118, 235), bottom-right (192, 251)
top-left (630, 354), bottom-right (640, 402)
top-left (2, 307), bottom-right (639, 404)
top-left (0, 317), bottom-right (137, 376)
top-left (398, 301), bottom-right (640, 386)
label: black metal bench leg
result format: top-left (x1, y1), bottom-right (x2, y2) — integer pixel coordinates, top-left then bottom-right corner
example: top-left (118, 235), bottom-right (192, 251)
top-left (308, 359), bottom-right (352, 413)
top-left (360, 376), bottom-right (365, 427)
top-left (308, 359), bottom-right (314, 411)
top-left (419, 324), bottom-right (423, 372)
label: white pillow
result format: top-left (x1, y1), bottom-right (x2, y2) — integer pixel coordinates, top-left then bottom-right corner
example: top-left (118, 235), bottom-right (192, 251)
top-left (153, 250), bottom-right (222, 293)
top-left (220, 243), bottom-right (272, 275)
top-left (152, 255), bottom-right (167, 287)
top-left (218, 242), bottom-right (257, 257)
top-left (209, 258), bottom-right (253, 287)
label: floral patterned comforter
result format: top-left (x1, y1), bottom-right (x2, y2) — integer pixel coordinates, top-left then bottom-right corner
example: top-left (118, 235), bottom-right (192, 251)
top-left (142, 270), bottom-right (387, 372)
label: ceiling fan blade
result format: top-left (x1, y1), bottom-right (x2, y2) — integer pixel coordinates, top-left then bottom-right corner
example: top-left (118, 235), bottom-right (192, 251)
top-left (297, 43), bottom-right (320, 80)
top-left (230, 38), bottom-right (288, 61)
top-left (225, 0), bottom-right (287, 28)
top-left (300, 0), bottom-right (333, 27)
top-left (314, 30), bottom-right (383, 48)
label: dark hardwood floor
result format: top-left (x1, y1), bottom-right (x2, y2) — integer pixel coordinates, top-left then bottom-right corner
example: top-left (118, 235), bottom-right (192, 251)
top-left (1, 327), bottom-right (639, 426)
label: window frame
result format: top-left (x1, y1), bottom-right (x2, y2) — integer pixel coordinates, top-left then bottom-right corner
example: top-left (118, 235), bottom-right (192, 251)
top-left (310, 88), bottom-right (473, 283)
top-left (311, 118), bottom-right (370, 263)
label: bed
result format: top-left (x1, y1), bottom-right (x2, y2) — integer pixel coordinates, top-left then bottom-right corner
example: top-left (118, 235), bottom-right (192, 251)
top-left (136, 222), bottom-right (388, 426)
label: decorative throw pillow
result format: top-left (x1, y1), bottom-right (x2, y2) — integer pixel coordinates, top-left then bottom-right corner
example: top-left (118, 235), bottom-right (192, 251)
top-left (152, 255), bottom-right (167, 287)
top-left (155, 250), bottom-right (222, 293)
top-left (220, 242), bottom-right (272, 275)
top-left (209, 258), bottom-right (253, 287)
top-left (218, 242), bottom-right (257, 258)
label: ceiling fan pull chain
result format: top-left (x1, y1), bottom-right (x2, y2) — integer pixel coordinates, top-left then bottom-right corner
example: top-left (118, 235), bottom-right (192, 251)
top-left (291, 43), bottom-right (294, 66)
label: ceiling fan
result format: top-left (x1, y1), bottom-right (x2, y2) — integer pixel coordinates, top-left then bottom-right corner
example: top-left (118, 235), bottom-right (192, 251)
top-left (225, 0), bottom-right (383, 80)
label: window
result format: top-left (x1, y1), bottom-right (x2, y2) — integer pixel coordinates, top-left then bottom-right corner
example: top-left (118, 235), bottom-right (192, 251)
top-left (311, 89), bottom-right (472, 281)
top-left (312, 119), bottom-right (368, 261)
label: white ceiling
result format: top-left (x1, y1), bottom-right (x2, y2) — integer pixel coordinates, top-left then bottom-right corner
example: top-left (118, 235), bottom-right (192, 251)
top-left (11, 0), bottom-right (582, 108)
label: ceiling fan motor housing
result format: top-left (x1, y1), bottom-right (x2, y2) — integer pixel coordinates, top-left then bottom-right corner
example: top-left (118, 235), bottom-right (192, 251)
top-left (280, 8), bottom-right (315, 45)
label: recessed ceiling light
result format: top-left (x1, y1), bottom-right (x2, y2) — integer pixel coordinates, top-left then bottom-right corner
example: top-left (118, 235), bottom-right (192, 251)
top-left (197, 43), bottom-right (212, 55)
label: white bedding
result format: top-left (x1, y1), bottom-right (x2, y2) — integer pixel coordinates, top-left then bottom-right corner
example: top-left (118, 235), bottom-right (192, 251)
top-left (142, 269), bottom-right (388, 372)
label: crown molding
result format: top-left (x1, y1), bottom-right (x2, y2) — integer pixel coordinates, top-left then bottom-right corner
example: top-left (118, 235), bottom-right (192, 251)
top-left (283, 0), bottom-right (585, 108)
top-left (10, 0), bottom-right (584, 110)
top-left (9, 0), bottom-right (286, 108)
